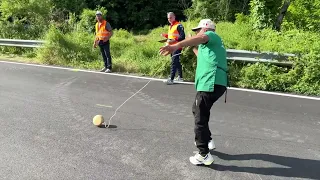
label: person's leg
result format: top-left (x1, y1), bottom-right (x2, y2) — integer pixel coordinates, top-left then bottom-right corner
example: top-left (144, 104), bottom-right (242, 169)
top-left (99, 42), bottom-right (108, 71)
top-left (175, 49), bottom-right (183, 80)
top-left (193, 91), bottom-right (214, 156)
top-left (166, 50), bottom-right (179, 85)
top-left (207, 85), bottom-right (226, 149)
top-left (190, 91), bottom-right (214, 165)
top-left (170, 50), bottom-right (178, 81)
top-left (190, 85), bottom-right (226, 165)
top-left (103, 40), bottom-right (112, 71)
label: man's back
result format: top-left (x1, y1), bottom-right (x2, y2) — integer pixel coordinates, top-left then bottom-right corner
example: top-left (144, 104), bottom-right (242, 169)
top-left (195, 31), bottom-right (228, 92)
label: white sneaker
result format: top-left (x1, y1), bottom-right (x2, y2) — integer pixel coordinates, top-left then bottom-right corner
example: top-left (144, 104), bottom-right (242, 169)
top-left (100, 68), bottom-right (107, 72)
top-left (194, 140), bottom-right (216, 150)
top-left (174, 76), bottom-right (184, 82)
top-left (105, 69), bottom-right (112, 73)
top-left (189, 152), bottom-right (214, 166)
top-left (208, 140), bottom-right (216, 150)
top-left (164, 79), bottom-right (174, 85)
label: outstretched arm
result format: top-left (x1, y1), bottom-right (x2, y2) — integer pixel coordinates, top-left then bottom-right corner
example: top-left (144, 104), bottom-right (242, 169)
top-left (177, 33), bottom-right (208, 48)
top-left (159, 33), bottom-right (208, 56)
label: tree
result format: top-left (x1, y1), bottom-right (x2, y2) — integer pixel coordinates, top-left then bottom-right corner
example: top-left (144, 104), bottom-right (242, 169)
top-left (274, 0), bottom-right (291, 31)
top-left (0, 0), bottom-right (53, 38)
top-left (84, 0), bottom-right (191, 31)
top-left (285, 0), bottom-right (320, 32)
top-left (186, 0), bottom-right (250, 22)
top-left (249, 0), bottom-right (283, 29)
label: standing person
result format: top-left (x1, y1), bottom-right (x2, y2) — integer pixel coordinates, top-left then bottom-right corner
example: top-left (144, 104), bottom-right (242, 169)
top-left (159, 19), bottom-right (228, 166)
top-left (161, 12), bottom-right (185, 85)
top-left (93, 11), bottom-right (113, 73)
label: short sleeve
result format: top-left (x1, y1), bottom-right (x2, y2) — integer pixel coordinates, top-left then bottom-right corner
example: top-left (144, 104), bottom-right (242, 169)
top-left (204, 31), bottom-right (217, 46)
top-left (177, 24), bottom-right (184, 31)
top-left (106, 22), bottom-right (112, 31)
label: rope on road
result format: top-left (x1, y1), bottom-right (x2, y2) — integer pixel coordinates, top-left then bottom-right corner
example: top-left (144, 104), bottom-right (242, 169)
top-left (105, 53), bottom-right (182, 128)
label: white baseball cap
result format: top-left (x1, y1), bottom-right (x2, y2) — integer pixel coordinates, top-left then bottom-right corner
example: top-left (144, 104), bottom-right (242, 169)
top-left (95, 11), bottom-right (102, 15)
top-left (192, 19), bottom-right (216, 31)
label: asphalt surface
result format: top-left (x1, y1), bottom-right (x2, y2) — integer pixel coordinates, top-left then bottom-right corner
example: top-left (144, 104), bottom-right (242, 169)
top-left (1, 61), bottom-right (320, 180)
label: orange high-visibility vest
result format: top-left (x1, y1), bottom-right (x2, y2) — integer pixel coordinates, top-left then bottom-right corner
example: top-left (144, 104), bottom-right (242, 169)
top-left (167, 21), bottom-right (181, 45)
top-left (95, 20), bottom-right (111, 41)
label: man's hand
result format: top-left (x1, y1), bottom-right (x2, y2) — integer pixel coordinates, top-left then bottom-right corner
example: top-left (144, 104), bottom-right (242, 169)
top-left (159, 44), bottom-right (180, 56)
top-left (103, 32), bottom-right (113, 42)
top-left (93, 40), bottom-right (98, 48)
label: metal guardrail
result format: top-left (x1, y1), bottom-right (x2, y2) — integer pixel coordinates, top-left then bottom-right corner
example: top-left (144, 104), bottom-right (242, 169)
top-left (0, 39), bottom-right (44, 48)
top-left (0, 38), bottom-right (295, 66)
top-left (227, 49), bottom-right (295, 66)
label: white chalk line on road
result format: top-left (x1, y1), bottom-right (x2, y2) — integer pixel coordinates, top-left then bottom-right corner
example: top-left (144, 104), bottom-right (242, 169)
top-left (1, 60), bottom-right (320, 101)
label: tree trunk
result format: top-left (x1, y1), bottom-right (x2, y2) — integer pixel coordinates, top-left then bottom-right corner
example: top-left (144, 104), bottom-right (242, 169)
top-left (274, 0), bottom-right (291, 31)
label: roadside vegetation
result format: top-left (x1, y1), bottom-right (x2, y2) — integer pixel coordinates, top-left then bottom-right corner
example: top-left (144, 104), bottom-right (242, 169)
top-left (0, 0), bottom-right (319, 95)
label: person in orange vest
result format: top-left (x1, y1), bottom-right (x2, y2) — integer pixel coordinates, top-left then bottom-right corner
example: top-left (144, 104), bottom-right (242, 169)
top-left (161, 12), bottom-right (185, 85)
top-left (93, 11), bottom-right (113, 73)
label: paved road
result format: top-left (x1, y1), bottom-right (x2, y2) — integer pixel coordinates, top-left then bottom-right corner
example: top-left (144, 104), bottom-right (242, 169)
top-left (1, 61), bottom-right (320, 180)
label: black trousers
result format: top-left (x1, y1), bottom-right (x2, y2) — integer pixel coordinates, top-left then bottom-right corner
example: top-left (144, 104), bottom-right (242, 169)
top-left (98, 40), bottom-right (112, 70)
top-left (170, 49), bottom-right (183, 80)
top-left (192, 85), bottom-right (227, 156)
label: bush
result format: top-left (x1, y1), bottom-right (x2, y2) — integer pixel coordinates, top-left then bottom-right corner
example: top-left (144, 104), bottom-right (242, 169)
top-left (288, 53), bottom-right (320, 95)
top-left (230, 53), bottom-right (320, 96)
top-left (36, 25), bottom-right (101, 69)
top-left (36, 23), bottom-right (170, 76)
top-left (237, 63), bottom-right (292, 92)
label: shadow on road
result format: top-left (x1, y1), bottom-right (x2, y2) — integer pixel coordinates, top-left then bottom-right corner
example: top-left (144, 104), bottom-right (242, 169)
top-left (97, 125), bottom-right (117, 129)
top-left (209, 151), bottom-right (320, 180)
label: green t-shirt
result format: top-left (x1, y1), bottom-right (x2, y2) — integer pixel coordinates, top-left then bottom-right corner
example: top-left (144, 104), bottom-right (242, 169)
top-left (195, 31), bottom-right (228, 92)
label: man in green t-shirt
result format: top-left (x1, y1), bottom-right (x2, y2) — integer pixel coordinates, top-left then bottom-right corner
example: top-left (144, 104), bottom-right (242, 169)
top-left (159, 19), bottom-right (228, 166)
